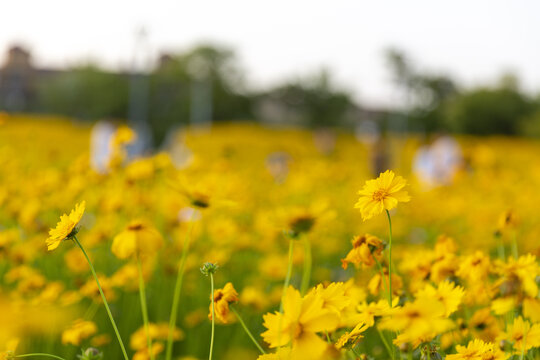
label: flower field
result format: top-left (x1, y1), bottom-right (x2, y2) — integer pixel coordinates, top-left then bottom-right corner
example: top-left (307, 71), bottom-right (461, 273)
top-left (1, 114), bottom-right (540, 360)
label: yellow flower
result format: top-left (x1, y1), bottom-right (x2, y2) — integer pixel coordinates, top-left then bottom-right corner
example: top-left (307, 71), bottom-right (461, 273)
top-left (111, 220), bottom-right (163, 260)
top-left (61, 319), bottom-right (97, 346)
top-left (209, 282), bottom-right (239, 324)
top-left (354, 170), bottom-right (410, 221)
top-left (335, 322), bottom-right (368, 349)
top-left (498, 316), bottom-right (540, 353)
top-left (341, 234), bottom-right (384, 269)
top-left (46, 201), bottom-right (85, 251)
top-left (415, 280), bottom-right (464, 317)
top-left (446, 339), bottom-right (508, 360)
top-left (379, 297), bottom-right (454, 346)
top-left (356, 298), bottom-right (395, 327)
top-left (261, 286), bottom-right (339, 360)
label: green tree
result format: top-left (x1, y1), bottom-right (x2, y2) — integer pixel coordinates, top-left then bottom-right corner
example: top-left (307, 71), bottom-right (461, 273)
top-left (37, 64), bottom-right (129, 120)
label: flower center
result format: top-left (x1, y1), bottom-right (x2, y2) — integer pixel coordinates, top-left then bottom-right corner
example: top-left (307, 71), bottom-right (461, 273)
top-left (372, 189), bottom-right (388, 202)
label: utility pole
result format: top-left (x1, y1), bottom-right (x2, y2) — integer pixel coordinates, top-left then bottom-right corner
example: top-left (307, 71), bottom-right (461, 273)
top-left (128, 26), bottom-right (153, 156)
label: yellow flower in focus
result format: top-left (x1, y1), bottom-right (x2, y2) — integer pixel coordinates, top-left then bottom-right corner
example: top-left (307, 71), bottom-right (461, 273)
top-left (354, 170), bottom-right (410, 221)
top-left (262, 286), bottom-right (339, 360)
top-left (61, 319), bottom-right (97, 346)
top-left (46, 201), bottom-right (85, 251)
top-left (446, 339), bottom-right (507, 360)
top-left (111, 220), bottom-right (163, 260)
top-left (209, 282), bottom-right (239, 324)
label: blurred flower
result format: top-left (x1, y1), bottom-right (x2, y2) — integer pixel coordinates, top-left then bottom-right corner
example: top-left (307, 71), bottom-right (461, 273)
top-left (209, 282), bottom-right (239, 324)
top-left (111, 220), bottom-right (163, 260)
top-left (341, 234), bottom-right (383, 269)
top-left (62, 319), bottom-right (98, 346)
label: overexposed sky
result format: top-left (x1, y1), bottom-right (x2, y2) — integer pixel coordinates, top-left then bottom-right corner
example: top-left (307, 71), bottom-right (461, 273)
top-left (1, 0), bottom-right (539, 107)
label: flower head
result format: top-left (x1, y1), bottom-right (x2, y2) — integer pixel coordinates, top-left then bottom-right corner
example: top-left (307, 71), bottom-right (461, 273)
top-left (209, 282), bottom-right (239, 323)
top-left (111, 220), bottom-right (163, 260)
top-left (341, 234), bottom-right (384, 269)
top-left (262, 286), bottom-right (339, 359)
top-left (46, 201), bottom-right (86, 251)
top-left (354, 170), bottom-right (410, 221)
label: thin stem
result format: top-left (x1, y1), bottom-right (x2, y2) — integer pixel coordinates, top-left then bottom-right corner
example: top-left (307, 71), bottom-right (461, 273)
top-left (230, 306), bottom-right (266, 354)
top-left (137, 257), bottom-right (154, 360)
top-left (511, 230), bottom-right (519, 259)
top-left (374, 257), bottom-right (390, 304)
top-left (279, 239), bottom-right (295, 314)
top-left (351, 347), bottom-right (362, 357)
top-left (277, 239), bottom-right (295, 352)
top-left (385, 210), bottom-right (393, 305)
top-left (165, 216), bottom-right (196, 360)
top-left (82, 300), bottom-right (100, 321)
top-left (209, 273), bottom-right (215, 360)
top-left (300, 236), bottom-right (311, 295)
top-left (497, 236), bottom-right (506, 260)
top-left (14, 354), bottom-right (67, 360)
top-left (73, 236), bottom-right (129, 360)
top-left (376, 327), bottom-right (395, 360)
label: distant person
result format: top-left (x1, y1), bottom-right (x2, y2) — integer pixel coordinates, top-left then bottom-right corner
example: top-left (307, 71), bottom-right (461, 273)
top-left (413, 133), bottom-right (462, 187)
top-left (90, 120), bottom-right (116, 173)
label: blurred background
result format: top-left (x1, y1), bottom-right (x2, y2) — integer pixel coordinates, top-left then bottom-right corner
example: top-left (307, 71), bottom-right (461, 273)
top-left (2, 0), bottom-right (540, 149)
top-left (3, 2), bottom-right (540, 359)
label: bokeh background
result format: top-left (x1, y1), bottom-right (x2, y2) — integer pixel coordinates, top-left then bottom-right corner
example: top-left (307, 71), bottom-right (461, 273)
top-left (1, 2), bottom-right (540, 360)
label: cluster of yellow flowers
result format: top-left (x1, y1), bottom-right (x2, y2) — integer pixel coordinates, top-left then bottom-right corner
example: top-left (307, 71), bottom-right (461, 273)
top-left (0, 115), bottom-right (540, 360)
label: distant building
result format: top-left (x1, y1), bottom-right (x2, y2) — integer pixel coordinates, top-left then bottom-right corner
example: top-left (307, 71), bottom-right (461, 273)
top-left (0, 45), bottom-right (62, 111)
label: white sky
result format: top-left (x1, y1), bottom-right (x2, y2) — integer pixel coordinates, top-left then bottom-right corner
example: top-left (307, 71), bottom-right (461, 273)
top-left (1, 0), bottom-right (539, 107)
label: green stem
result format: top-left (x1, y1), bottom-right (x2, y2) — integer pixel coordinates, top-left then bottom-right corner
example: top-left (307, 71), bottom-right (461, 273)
top-left (497, 236), bottom-right (506, 260)
top-left (385, 210), bottom-right (393, 304)
top-left (137, 257), bottom-right (154, 360)
top-left (277, 239), bottom-right (295, 351)
top-left (230, 306), bottom-right (266, 354)
top-left (73, 236), bottom-right (129, 360)
top-left (512, 231), bottom-right (519, 259)
top-left (300, 236), bottom-right (312, 296)
top-left (82, 300), bottom-right (100, 321)
top-left (165, 217), bottom-right (196, 360)
top-left (374, 257), bottom-right (390, 304)
top-left (376, 327), bottom-right (395, 360)
top-left (351, 347), bottom-right (362, 357)
top-left (14, 354), bottom-right (66, 360)
top-left (279, 239), bottom-right (295, 314)
top-left (209, 273), bottom-right (215, 360)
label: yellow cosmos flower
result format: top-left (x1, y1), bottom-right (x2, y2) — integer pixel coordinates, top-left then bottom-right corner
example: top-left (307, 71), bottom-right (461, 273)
top-left (209, 282), bottom-right (239, 324)
top-left (341, 234), bottom-right (384, 269)
top-left (111, 220), bottom-right (163, 260)
top-left (335, 322), bottom-right (368, 349)
top-left (354, 170), bottom-right (410, 221)
top-left (261, 286), bottom-right (339, 360)
top-left (446, 339), bottom-right (508, 360)
top-left (46, 201), bottom-right (86, 251)
top-left (379, 297), bottom-right (454, 346)
top-left (498, 316), bottom-right (540, 353)
top-left (415, 280), bottom-right (464, 317)
top-left (61, 319), bottom-right (97, 346)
